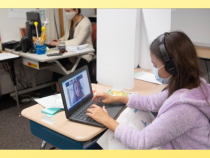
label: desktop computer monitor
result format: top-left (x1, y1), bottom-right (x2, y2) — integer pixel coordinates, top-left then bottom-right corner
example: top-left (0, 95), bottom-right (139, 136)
top-left (25, 12), bottom-right (42, 52)
top-left (26, 12), bottom-right (42, 37)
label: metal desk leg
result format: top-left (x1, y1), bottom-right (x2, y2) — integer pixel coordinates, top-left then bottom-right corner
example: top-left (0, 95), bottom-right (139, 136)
top-left (0, 76), bottom-right (2, 106)
top-left (8, 60), bottom-right (20, 116)
top-left (205, 60), bottom-right (210, 83)
top-left (40, 140), bottom-right (47, 149)
top-left (49, 56), bottom-right (82, 75)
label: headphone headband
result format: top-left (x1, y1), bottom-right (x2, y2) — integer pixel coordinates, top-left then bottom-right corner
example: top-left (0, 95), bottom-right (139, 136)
top-left (156, 33), bottom-right (177, 75)
top-left (156, 34), bottom-right (170, 63)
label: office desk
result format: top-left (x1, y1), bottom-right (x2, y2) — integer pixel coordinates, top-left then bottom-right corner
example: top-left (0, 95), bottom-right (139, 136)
top-left (5, 48), bottom-right (94, 98)
top-left (0, 53), bottom-right (20, 114)
top-left (196, 46), bottom-right (210, 82)
top-left (21, 68), bottom-right (166, 149)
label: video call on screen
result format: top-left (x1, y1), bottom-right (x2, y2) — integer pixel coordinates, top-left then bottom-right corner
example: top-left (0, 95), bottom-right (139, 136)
top-left (62, 70), bottom-right (91, 111)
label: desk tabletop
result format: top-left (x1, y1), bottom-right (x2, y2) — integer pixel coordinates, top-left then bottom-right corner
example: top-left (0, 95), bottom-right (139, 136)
top-left (95, 68), bottom-right (166, 95)
top-left (0, 52), bottom-right (20, 62)
top-left (5, 48), bottom-right (95, 62)
top-left (21, 68), bottom-right (166, 142)
top-left (196, 46), bottom-right (210, 59)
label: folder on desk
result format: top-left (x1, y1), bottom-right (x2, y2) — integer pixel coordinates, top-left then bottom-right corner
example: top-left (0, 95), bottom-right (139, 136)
top-left (66, 44), bottom-right (89, 51)
top-left (41, 108), bottom-right (61, 115)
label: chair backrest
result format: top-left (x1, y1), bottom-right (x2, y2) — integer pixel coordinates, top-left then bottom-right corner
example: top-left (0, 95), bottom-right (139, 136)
top-left (92, 23), bottom-right (97, 54)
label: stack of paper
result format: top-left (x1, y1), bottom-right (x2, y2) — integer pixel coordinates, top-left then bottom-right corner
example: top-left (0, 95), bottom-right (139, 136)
top-left (0, 53), bottom-right (19, 61)
top-left (97, 107), bottom-right (159, 150)
top-left (66, 44), bottom-right (89, 52)
top-left (134, 71), bottom-right (162, 85)
top-left (34, 94), bottom-right (64, 109)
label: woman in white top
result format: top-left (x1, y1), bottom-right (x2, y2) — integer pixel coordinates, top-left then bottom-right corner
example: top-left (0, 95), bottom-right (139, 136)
top-left (50, 8), bottom-right (94, 93)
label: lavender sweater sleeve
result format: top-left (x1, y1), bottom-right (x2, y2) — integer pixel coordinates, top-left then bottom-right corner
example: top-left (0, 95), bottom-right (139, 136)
top-left (127, 90), bottom-right (168, 112)
top-left (114, 104), bottom-right (199, 149)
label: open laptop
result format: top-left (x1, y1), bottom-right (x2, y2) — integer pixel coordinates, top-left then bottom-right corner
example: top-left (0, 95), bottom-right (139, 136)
top-left (59, 65), bottom-right (125, 128)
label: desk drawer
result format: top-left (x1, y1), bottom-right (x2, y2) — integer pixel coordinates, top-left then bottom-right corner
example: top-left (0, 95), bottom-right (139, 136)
top-left (23, 58), bottom-right (39, 69)
top-left (22, 58), bottom-right (54, 70)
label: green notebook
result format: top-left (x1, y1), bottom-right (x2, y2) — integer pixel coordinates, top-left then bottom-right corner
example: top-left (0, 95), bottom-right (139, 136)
top-left (41, 108), bottom-right (61, 115)
top-left (45, 114), bottom-right (55, 118)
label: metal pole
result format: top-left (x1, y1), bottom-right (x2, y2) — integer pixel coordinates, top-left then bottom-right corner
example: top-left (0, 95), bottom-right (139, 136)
top-left (0, 76), bottom-right (2, 106)
top-left (40, 140), bottom-right (47, 149)
top-left (14, 86), bottom-right (20, 116)
top-left (9, 60), bottom-right (20, 116)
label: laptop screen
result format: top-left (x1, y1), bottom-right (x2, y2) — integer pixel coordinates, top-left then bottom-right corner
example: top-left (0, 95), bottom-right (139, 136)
top-left (62, 70), bottom-right (91, 111)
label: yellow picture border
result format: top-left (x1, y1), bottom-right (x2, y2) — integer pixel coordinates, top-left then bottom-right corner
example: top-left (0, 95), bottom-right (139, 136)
top-left (1, 0), bottom-right (210, 157)
top-left (0, 0), bottom-right (210, 8)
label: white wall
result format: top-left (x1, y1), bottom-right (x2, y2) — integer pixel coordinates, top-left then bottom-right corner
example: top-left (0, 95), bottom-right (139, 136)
top-left (138, 9), bottom-right (171, 70)
top-left (81, 9), bottom-right (95, 17)
top-left (171, 9), bottom-right (210, 44)
top-left (0, 9), bottom-right (53, 95)
top-left (171, 9), bottom-right (210, 82)
top-left (45, 9), bottom-right (60, 42)
top-left (0, 9), bottom-right (26, 42)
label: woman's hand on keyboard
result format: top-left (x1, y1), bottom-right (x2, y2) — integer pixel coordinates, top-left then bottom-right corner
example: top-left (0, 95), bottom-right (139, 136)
top-left (87, 104), bottom-right (109, 124)
top-left (87, 104), bottom-right (119, 132)
top-left (92, 92), bottom-right (114, 104)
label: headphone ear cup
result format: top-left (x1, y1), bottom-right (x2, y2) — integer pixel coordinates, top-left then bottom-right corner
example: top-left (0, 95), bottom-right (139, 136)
top-left (165, 61), bottom-right (177, 75)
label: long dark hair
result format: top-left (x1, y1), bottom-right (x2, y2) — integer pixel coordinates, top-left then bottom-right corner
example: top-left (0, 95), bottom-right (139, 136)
top-left (73, 80), bottom-right (84, 102)
top-left (150, 31), bottom-right (201, 97)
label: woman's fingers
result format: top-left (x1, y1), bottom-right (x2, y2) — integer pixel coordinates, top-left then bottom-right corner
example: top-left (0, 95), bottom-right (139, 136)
top-left (94, 98), bottom-right (98, 105)
top-left (87, 104), bottom-right (98, 114)
top-left (92, 92), bottom-right (106, 103)
top-left (86, 113), bottom-right (92, 117)
top-left (92, 94), bottom-right (100, 101)
top-left (50, 42), bottom-right (56, 46)
top-left (87, 108), bottom-right (93, 113)
top-left (90, 104), bottom-right (98, 108)
top-left (92, 92), bottom-right (104, 99)
top-left (52, 39), bottom-right (58, 42)
top-left (103, 106), bottom-right (107, 113)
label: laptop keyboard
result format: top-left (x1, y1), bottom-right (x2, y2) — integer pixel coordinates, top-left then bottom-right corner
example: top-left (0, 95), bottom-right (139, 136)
top-left (74, 100), bottom-right (106, 122)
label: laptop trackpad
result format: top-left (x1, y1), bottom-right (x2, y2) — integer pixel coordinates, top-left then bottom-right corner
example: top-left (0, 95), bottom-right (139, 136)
top-left (106, 102), bottom-right (125, 119)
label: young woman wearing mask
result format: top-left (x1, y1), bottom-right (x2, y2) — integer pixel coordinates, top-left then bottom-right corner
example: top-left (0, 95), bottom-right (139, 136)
top-left (50, 8), bottom-right (93, 93)
top-left (87, 31), bottom-right (210, 149)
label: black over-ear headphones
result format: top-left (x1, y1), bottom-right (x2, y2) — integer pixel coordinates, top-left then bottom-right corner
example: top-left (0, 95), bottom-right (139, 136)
top-left (156, 34), bottom-right (177, 75)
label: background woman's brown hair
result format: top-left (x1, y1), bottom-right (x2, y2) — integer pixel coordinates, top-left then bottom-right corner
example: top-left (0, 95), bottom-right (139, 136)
top-left (150, 31), bottom-right (201, 97)
top-left (74, 9), bottom-right (81, 14)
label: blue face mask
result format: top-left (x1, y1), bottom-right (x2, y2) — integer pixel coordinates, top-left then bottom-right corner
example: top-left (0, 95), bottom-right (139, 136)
top-left (153, 65), bottom-right (172, 84)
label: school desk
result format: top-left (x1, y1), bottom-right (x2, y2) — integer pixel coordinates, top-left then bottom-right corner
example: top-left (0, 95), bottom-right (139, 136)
top-left (21, 68), bottom-right (166, 149)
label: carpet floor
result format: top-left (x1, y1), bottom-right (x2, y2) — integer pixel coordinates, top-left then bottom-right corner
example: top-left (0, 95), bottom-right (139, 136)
top-left (0, 87), bottom-right (57, 149)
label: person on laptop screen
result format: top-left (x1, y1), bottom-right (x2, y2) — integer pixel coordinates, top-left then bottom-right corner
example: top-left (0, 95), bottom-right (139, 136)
top-left (63, 70), bottom-right (91, 110)
top-left (72, 79), bottom-right (84, 105)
